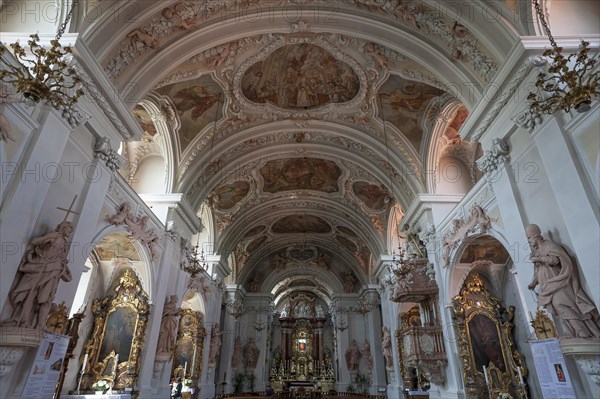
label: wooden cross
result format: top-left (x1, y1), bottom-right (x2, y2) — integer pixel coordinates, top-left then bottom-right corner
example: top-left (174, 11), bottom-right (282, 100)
top-left (57, 195), bottom-right (80, 222)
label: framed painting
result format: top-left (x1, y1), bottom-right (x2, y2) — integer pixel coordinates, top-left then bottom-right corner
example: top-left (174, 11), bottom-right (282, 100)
top-left (83, 269), bottom-right (149, 390)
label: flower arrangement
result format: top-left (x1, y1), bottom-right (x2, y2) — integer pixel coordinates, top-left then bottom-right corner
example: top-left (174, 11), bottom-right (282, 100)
top-left (184, 379), bottom-right (193, 386)
top-left (92, 380), bottom-right (108, 392)
top-left (497, 393), bottom-right (513, 399)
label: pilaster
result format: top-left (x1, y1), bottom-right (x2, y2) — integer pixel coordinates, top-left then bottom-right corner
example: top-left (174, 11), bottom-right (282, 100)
top-left (531, 117), bottom-right (600, 307)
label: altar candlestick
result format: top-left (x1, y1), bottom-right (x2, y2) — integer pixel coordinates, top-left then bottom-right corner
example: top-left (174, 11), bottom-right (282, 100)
top-left (518, 366), bottom-right (524, 384)
top-left (183, 361), bottom-right (188, 379)
top-left (81, 353), bottom-right (88, 373)
top-left (113, 354), bottom-right (119, 377)
top-left (483, 365), bottom-right (490, 385)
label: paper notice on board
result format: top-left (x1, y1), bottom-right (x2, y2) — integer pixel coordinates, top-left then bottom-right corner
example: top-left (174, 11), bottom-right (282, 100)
top-left (22, 331), bottom-right (70, 399)
top-left (530, 338), bottom-right (576, 399)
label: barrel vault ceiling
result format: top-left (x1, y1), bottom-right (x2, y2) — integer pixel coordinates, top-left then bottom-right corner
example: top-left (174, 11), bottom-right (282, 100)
top-left (80, 0), bottom-right (532, 298)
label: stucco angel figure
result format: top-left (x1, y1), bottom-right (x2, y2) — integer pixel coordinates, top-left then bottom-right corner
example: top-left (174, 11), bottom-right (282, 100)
top-left (156, 295), bottom-right (181, 355)
top-left (526, 224), bottom-right (600, 338)
top-left (2, 221), bottom-right (73, 329)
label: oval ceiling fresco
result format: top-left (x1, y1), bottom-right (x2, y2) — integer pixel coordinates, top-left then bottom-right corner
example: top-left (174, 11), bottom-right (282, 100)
top-left (271, 215), bottom-right (332, 234)
top-left (209, 181), bottom-right (251, 210)
top-left (260, 158), bottom-right (341, 193)
top-left (241, 43), bottom-right (360, 109)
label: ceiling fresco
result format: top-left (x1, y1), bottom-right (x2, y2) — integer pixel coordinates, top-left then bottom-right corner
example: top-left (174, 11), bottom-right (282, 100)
top-left (445, 106), bottom-right (470, 141)
top-left (131, 105), bottom-right (157, 137)
top-left (459, 237), bottom-right (510, 264)
top-left (260, 158), bottom-right (342, 193)
top-left (241, 43), bottom-right (360, 109)
top-left (79, 0), bottom-right (532, 295)
top-left (208, 181), bottom-right (251, 211)
top-left (271, 215), bottom-right (332, 234)
top-left (379, 74), bottom-right (445, 150)
top-left (155, 75), bottom-right (223, 152)
top-left (336, 235), bottom-right (357, 253)
top-left (95, 233), bottom-right (140, 261)
top-left (352, 181), bottom-right (390, 211)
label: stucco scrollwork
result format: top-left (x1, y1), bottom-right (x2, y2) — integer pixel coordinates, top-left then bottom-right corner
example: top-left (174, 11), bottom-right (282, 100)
top-left (476, 138), bottom-right (510, 174)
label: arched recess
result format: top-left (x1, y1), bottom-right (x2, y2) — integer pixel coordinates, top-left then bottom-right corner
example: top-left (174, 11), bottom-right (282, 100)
top-left (387, 203), bottom-right (404, 253)
top-left (425, 102), bottom-right (482, 195)
top-left (192, 205), bottom-right (215, 256)
top-left (445, 234), bottom-right (514, 305)
top-left (64, 229), bottom-right (154, 393)
top-left (121, 98), bottom-right (178, 195)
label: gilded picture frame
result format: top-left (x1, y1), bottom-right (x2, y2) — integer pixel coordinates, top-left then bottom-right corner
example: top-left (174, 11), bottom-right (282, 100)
top-left (82, 269), bottom-right (150, 390)
top-left (452, 273), bottom-right (528, 399)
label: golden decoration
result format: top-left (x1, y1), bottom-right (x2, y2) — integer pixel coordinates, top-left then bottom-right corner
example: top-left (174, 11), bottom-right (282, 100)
top-left (452, 272), bottom-right (528, 399)
top-left (0, 0), bottom-right (84, 109)
top-left (530, 310), bottom-right (558, 339)
top-left (172, 308), bottom-right (206, 384)
top-left (81, 269), bottom-right (150, 390)
top-left (527, 0), bottom-right (599, 114)
top-left (45, 301), bottom-right (69, 335)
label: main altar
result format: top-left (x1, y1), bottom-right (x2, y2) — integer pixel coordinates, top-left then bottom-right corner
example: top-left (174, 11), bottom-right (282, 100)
top-left (270, 296), bottom-right (335, 394)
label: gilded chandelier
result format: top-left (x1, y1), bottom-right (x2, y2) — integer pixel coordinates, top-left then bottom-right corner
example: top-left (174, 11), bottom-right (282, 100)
top-left (180, 243), bottom-right (209, 278)
top-left (0, 0), bottom-right (84, 108)
top-left (527, 0), bottom-right (599, 114)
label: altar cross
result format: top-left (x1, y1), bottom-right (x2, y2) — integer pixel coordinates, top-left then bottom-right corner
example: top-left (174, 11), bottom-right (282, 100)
top-left (57, 195), bottom-right (80, 222)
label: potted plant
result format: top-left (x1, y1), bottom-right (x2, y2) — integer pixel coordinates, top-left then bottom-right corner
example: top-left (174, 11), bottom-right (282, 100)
top-left (233, 373), bottom-right (245, 394)
top-left (246, 373), bottom-right (256, 394)
top-left (91, 380), bottom-right (108, 395)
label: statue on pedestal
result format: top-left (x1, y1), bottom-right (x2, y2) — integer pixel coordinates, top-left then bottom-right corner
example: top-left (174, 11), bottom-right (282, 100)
top-left (2, 221), bottom-right (73, 329)
top-left (156, 295), bottom-right (181, 355)
top-left (382, 326), bottom-right (393, 369)
top-left (526, 224), bottom-right (600, 338)
top-left (208, 323), bottom-right (223, 367)
top-left (345, 339), bottom-right (361, 371)
top-left (243, 337), bottom-right (260, 370)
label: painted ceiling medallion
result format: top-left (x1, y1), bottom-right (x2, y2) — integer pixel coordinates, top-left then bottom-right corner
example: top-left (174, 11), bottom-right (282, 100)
top-left (271, 215), bottom-right (332, 234)
top-left (260, 158), bottom-right (341, 194)
top-left (241, 43), bottom-right (360, 110)
top-left (232, 36), bottom-right (369, 120)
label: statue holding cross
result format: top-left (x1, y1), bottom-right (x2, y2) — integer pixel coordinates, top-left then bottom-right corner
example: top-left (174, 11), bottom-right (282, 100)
top-left (2, 197), bottom-right (78, 329)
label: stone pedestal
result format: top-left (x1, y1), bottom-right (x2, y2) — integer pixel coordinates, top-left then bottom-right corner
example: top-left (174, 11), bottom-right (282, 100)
top-left (153, 352), bottom-right (172, 378)
top-left (559, 337), bottom-right (600, 397)
top-left (0, 326), bottom-right (42, 377)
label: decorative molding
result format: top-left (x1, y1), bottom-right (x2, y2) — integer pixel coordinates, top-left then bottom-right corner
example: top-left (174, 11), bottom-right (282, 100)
top-left (472, 56), bottom-right (547, 140)
top-left (476, 138), bottom-right (511, 174)
top-left (105, 202), bottom-right (161, 262)
top-left (441, 205), bottom-right (492, 267)
top-left (94, 137), bottom-right (126, 172)
top-left (512, 108), bottom-right (545, 133)
top-left (73, 64), bottom-right (137, 140)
